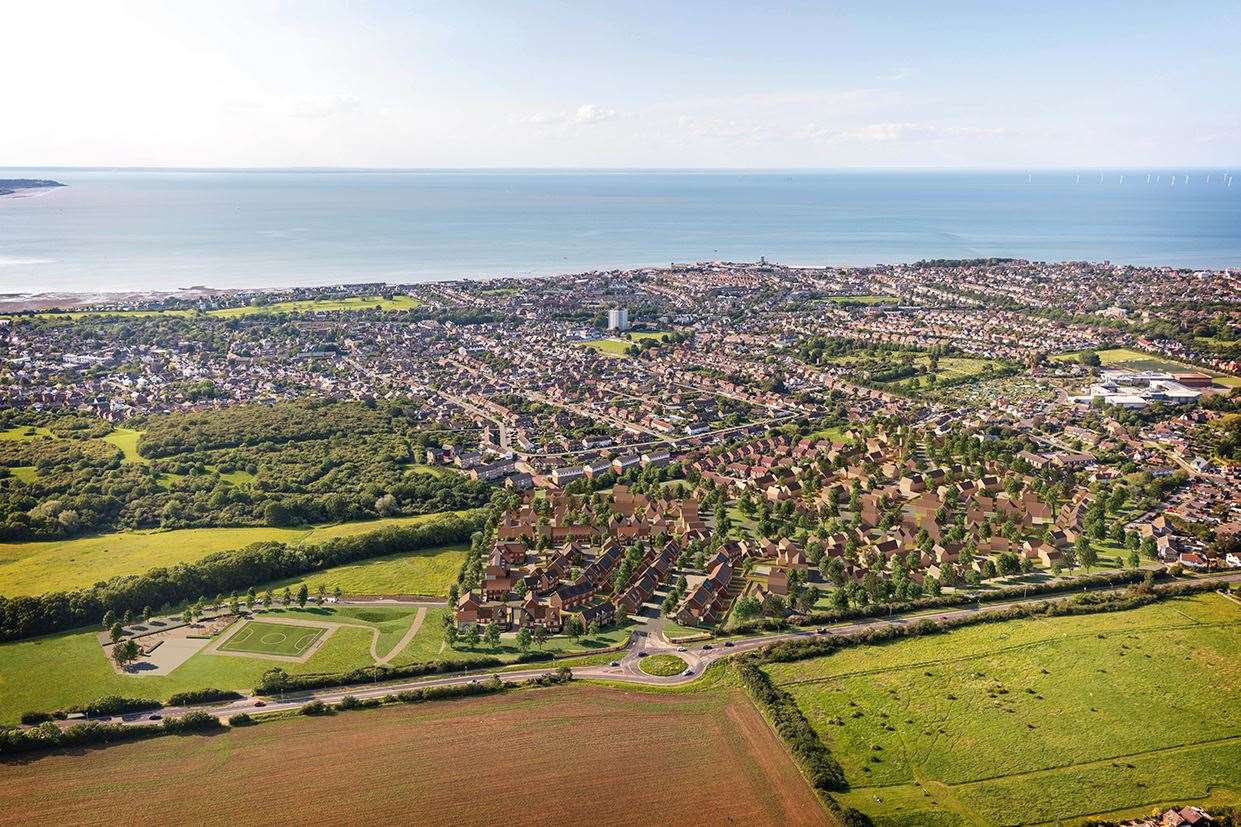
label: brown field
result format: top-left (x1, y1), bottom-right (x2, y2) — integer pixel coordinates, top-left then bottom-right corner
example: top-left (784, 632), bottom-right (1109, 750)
top-left (0, 685), bottom-right (828, 827)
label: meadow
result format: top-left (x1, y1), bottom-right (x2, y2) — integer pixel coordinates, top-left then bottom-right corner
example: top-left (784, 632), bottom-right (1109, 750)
top-left (264, 543), bottom-right (468, 598)
top-left (0, 685), bottom-right (826, 826)
top-left (763, 592), bottom-right (1241, 825)
top-left (0, 511), bottom-right (471, 597)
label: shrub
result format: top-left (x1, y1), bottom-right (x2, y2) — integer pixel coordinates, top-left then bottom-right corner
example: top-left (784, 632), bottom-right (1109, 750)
top-left (19, 711), bottom-right (52, 725)
top-left (79, 696), bottom-right (162, 717)
top-left (300, 700), bottom-right (331, 716)
top-left (255, 656), bottom-right (503, 695)
top-left (162, 712), bottom-right (223, 734)
top-left (227, 712), bottom-right (254, 726)
top-left (166, 688), bottom-right (243, 706)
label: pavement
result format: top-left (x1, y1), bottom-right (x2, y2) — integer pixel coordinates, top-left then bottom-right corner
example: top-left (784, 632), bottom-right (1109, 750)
top-left (86, 571), bottom-right (1241, 728)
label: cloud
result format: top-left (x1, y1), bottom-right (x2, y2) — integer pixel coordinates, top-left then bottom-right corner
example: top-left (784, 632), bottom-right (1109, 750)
top-left (574, 103), bottom-right (617, 124)
top-left (520, 103), bottom-right (621, 127)
top-left (291, 94), bottom-right (361, 119)
top-left (791, 122), bottom-right (1011, 144)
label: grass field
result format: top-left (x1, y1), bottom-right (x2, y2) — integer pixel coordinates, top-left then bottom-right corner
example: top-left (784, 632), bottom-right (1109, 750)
top-left (0, 605), bottom-right (422, 722)
top-left (1054, 347), bottom-right (1241, 389)
top-left (0, 510), bottom-right (472, 597)
top-left (0, 685), bottom-right (827, 827)
top-left (100, 427), bottom-right (146, 463)
top-left (264, 543), bottom-right (468, 597)
top-left (216, 620), bottom-right (325, 657)
top-left (209, 295), bottom-right (422, 317)
top-left (579, 331), bottom-right (672, 357)
top-left (763, 592), bottom-right (1241, 825)
top-left (639, 654), bottom-right (688, 676)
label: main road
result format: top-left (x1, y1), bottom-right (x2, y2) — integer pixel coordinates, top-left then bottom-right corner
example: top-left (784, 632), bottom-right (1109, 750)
top-left (107, 571), bottom-right (1241, 726)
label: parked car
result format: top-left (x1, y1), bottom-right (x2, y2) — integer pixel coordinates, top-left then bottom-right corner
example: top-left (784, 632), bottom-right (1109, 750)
top-left (638, 651), bottom-right (648, 658)
top-left (701, 644), bottom-right (713, 650)
top-left (676, 646), bottom-right (687, 652)
top-left (148, 714), bottom-right (162, 721)
top-left (683, 669), bottom-right (694, 677)
top-left (609, 661), bottom-right (620, 668)
top-left (253, 700), bottom-right (266, 708)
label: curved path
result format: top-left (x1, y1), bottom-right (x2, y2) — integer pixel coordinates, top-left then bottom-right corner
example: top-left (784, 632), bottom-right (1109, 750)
top-left (96, 573), bottom-right (1241, 726)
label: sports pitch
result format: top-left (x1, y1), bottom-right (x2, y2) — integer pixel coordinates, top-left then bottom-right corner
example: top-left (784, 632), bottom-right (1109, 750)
top-left (216, 621), bottom-right (326, 657)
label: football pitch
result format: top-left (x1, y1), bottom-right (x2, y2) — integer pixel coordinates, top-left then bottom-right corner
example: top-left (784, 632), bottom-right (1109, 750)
top-left (217, 621), bottom-right (327, 657)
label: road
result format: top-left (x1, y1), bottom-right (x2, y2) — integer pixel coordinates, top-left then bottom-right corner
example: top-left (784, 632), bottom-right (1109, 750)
top-left (97, 571), bottom-right (1241, 727)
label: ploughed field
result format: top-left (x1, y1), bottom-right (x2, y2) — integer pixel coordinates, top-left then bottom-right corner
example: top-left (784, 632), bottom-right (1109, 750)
top-left (763, 592), bottom-right (1241, 826)
top-left (0, 685), bottom-right (828, 827)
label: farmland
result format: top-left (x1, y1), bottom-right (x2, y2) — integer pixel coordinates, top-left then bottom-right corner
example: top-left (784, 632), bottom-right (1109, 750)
top-left (762, 592), bottom-right (1241, 825)
top-left (0, 685), bottom-right (828, 827)
top-left (0, 511), bottom-right (472, 597)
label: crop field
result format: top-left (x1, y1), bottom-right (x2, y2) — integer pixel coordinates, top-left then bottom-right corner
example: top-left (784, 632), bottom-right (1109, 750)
top-left (0, 605), bottom-right (423, 722)
top-left (216, 620), bottom-right (326, 657)
top-left (0, 686), bottom-right (828, 827)
top-left (0, 510), bottom-right (472, 597)
top-left (763, 593), bottom-right (1241, 826)
top-left (264, 543), bottom-right (468, 597)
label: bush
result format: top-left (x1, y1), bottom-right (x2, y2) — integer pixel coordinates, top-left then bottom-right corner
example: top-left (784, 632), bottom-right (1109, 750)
top-left (166, 688), bottom-right (243, 706)
top-left (79, 696), bottom-right (162, 717)
top-left (19, 711), bottom-right (52, 725)
top-left (227, 712), bottom-right (254, 726)
top-left (255, 656), bottom-right (503, 695)
top-left (161, 712), bottom-right (223, 734)
top-left (299, 700), bottom-right (331, 716)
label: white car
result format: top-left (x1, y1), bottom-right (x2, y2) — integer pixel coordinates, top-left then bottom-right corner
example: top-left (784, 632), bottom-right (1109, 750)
top-left (683, 668), bottom-right (694, 676)
top-left (676, 646), bottom-right (687, 652)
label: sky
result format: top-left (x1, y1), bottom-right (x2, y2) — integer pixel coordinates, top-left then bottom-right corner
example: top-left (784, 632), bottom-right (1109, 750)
top-left (5, 0), bottom-right (1239, 169)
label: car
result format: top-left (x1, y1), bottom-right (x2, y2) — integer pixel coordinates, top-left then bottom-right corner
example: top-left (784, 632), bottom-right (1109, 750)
top-left (723, 640), bottom-right (735, 647)
top-left (637, 651), bottom-right (648, 657)
top-left (683, 669), bottom-right (694, 676)
top-left (147, 714), bottom-right (162, 721)
top-left (817, 627), bottom-right (828, 634)
top-left (469, 678), bottom-right (478, 684)
top-left (609, 661), bottom-right (620, 668)
top-left (701, 644), bottom-right (713, 650)
top-left (253, 700), bottom-right (266, 708)
top-left (676, 646), bottom-right (687, 652)
top-left (97, 715), bottom-right (112, 721)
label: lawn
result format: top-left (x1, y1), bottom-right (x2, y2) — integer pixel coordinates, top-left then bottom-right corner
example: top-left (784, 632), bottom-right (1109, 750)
top-left (639, 654), bottom-right (688, 676)
top-left (0, 510), bottom-right (473, 597)
top-left (579, 338), bottom-right (635, 356)
top-left (763, 592), bottom-right (1241, 825)
top-left (263, 543), bottom-right (468, 597)
top-left (0, 686), bottom-right (827, 827)
top-left (0, 604), bottom-right (423, 722)
top-left (216, 620), bottom-right (325, 657)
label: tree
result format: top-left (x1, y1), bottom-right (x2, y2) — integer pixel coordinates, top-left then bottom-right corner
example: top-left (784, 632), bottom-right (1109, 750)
top-left (586, 620), bottom-right (600, 638)
top-left (101, 610), bottom-right (116, 630)
top-left (296, 584), bottom-right (309, 608)
top-left (1128, 548), bottom-right (1140, 568)
top-left (1080, 542), bottom-right (1098, 572)
top-left (142, 605), bottom-right (153, 622)
top-left (442, 623), bottom-right (459, 648)
top-left (112, 639), bottom-right (140, 669)
top-left (831, 588), bottom-right (850, 609)
top-left (461, 624), bottom-right (480, 647)
top-left (263, 589), bottom-right (273, 608)
top-left (532, 625), bottom-right (549, 649)
top-left (259, 667), bottom-right (290, 696)
top-left (182, 608), bottom-right (193, 624)
top-left (333, 586), bottom-right (343, 602)
top-left (282, 587), bottom-right (293, 607)
top-left (109, 621), bottom-right (124, 644)
top-left (1079, 350), bottom-right (1101, 368)
top-left (1075, 536), bottom-right (1093, 571)
top-left (317, 585), bottom-right (327, 605)
top-left (733, 596), bottom-right (761, 621)
top-left (483, 622), bottom-right (501, 649)
top-left (564, 617), bottom-right (584, 639)
top-left (516, 626), bottom-right (533, 654)
top-left (1140, 536), bottom-right (1158, 559)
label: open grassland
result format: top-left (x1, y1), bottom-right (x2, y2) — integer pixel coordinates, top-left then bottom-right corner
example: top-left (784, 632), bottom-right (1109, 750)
top-left (1055, 347), bottom-right (1241, 388)
top-left (100, 427), bottom-right (146, 463)
top-left (209, 295), bottom-right (422, 317)
top-left (0, 686), bottom-right (827, 827)
top-left (265, 543), bottom-right (468, 597)
top-left (0, 605), bottom-right (422, 722)
top-left (0, 511), bottom-right (471, 598)
top-left (763, 593), bottom-right (1241, 826)
top-left (579, 331), bottom-right (672, 356)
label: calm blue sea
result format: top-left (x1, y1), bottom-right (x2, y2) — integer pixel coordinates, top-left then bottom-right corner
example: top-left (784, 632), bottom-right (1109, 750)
top-left (1, 169), bottom-right (1238, 293)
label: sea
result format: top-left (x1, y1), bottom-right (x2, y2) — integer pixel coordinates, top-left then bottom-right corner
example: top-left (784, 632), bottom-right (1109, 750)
top-left (1, 168), bottom-right (1238, 294)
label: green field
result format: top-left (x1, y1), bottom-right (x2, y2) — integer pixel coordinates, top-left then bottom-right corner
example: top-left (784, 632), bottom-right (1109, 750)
top-left (265, 543), bottom-right (468, 597)
top-left (217, 620), bottom-right (325, 657)
top-left (209, 295), bottom-right (422, 317)
top-left (0, 605), bottom-right (425, 722)
top-left (639, 654), bottom-right (688, 676)
top-left (821, 294), bottom-right (899, 305)
top-left (100, 427), bottom-right (147, 463)
top-left (0, 511), bottom-right (472, 597)
top-left (763, 592), bottom-right (1241, 825)
top-left (579, 331), bottom-right (671, 356)
top-left (1055, 347), bottom-right (1241, 388)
